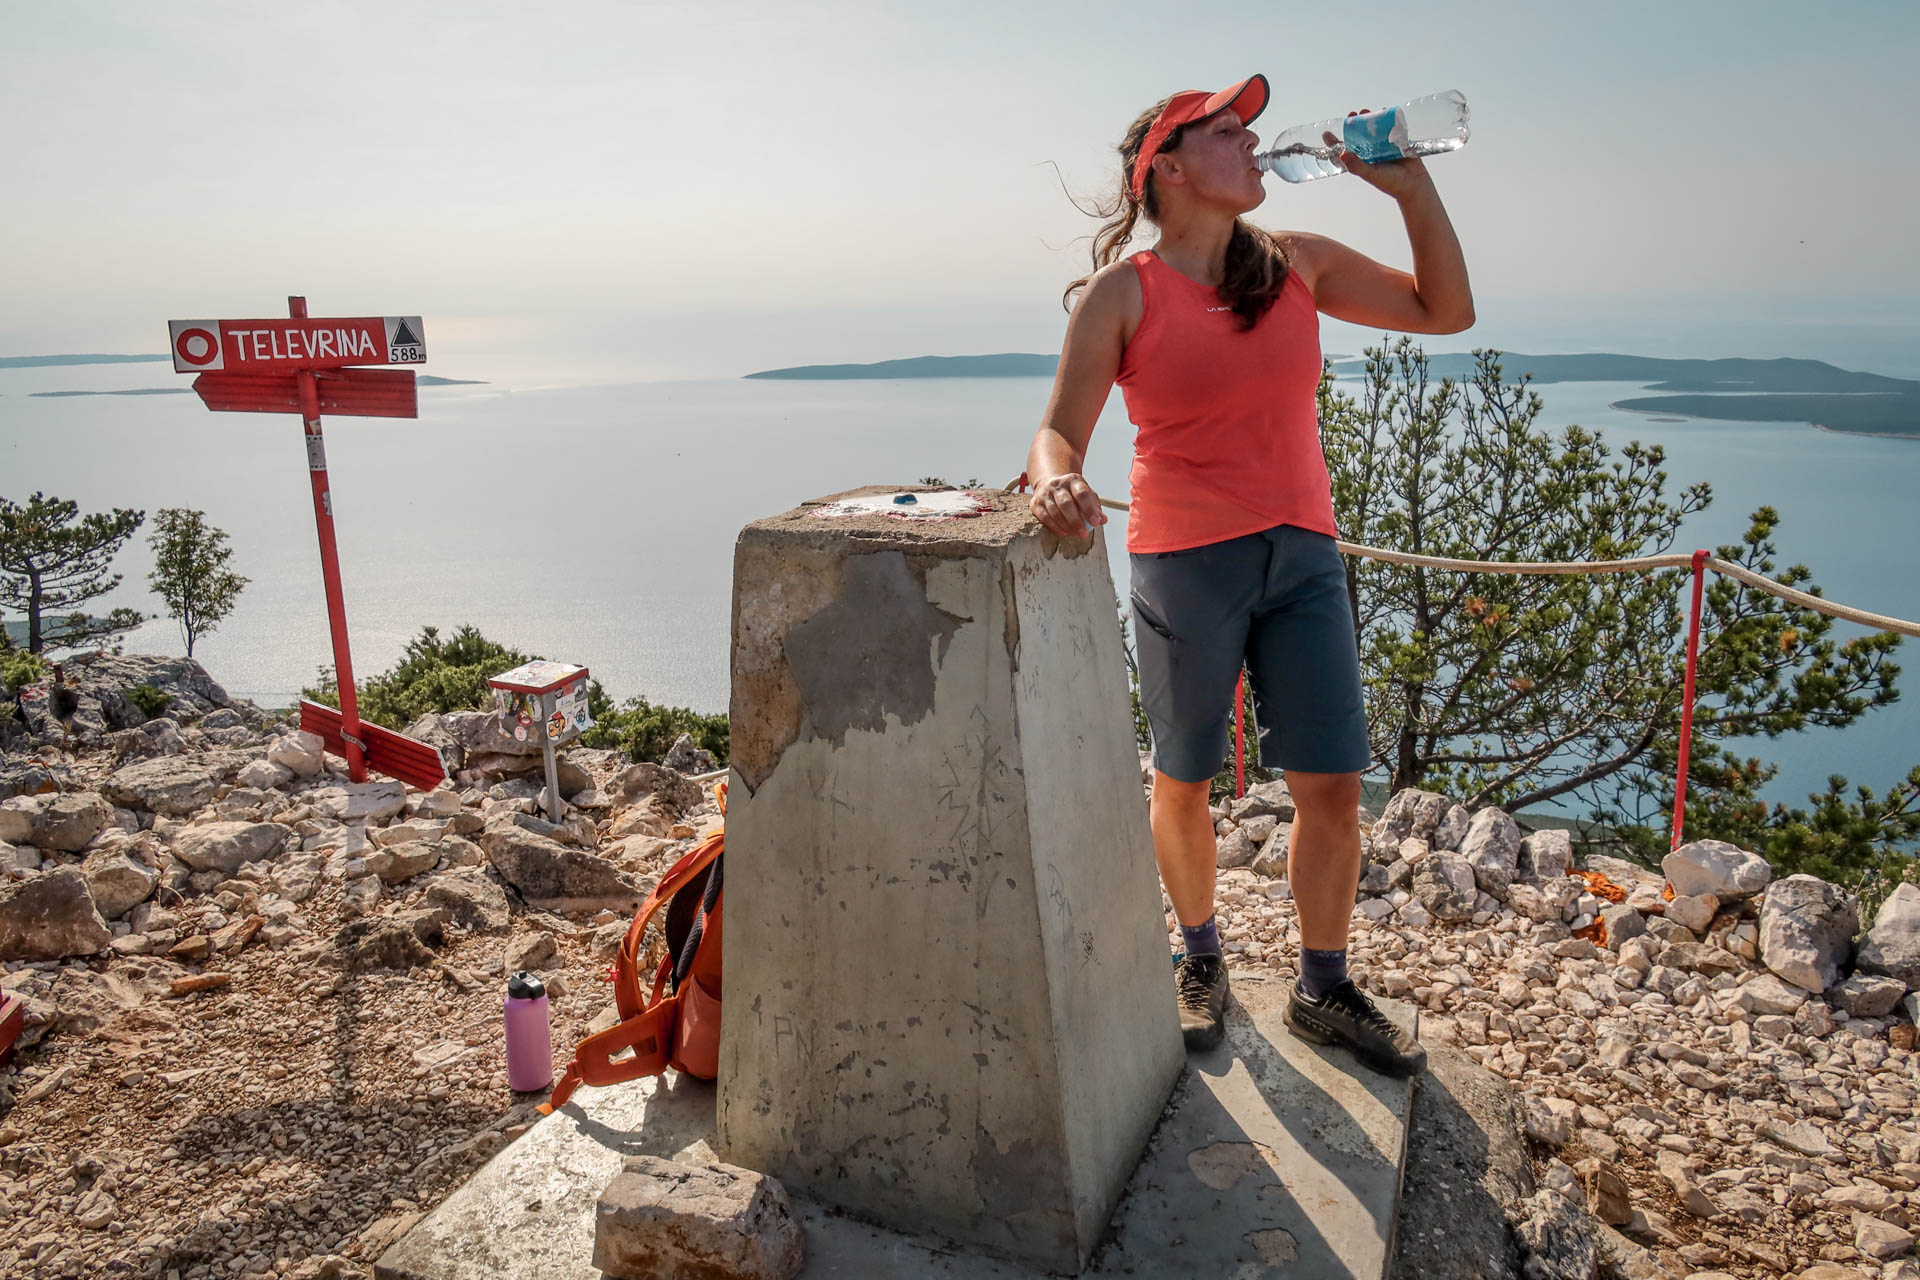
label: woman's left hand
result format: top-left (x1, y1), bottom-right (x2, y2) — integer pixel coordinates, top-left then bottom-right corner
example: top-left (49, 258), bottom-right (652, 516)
top-left (1324, 109), bottom-right (1433, 201)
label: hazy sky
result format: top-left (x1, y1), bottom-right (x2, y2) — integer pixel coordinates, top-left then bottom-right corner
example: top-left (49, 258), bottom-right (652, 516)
top-left (5, 0), bottom-right (1918, 381)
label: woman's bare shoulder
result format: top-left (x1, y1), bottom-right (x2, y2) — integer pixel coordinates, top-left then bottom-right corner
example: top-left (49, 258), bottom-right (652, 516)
top-left (1084, 256), bottom-right (1143, 302)
top-left (1074, 257), bottom-right (1145, 335)
top-left (1269, 229), bottom-right (1336, 291)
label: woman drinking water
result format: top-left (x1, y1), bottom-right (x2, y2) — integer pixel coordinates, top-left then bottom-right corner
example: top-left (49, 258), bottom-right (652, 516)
top-left (1025, 74), bottom-right (1473, 1074)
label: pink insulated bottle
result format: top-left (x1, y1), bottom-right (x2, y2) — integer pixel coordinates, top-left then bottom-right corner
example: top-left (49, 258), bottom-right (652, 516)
top-left (504, 971), bottom-right (553, 1093)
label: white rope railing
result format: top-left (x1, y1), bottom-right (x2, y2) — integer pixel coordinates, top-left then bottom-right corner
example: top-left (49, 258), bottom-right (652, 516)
top-left (1075, 494), bottom-right (1920, 639)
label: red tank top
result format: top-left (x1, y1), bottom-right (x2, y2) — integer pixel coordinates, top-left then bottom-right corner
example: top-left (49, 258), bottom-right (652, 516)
top-left (1116, 249), bottom-right (1337, 553)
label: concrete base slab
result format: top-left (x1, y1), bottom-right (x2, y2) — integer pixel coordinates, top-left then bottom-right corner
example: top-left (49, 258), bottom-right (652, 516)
top-left (379, 973), bottom-right (1415, 1280)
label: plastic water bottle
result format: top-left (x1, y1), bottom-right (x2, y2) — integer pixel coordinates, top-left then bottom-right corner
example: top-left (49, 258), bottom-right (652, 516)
top-left (1257, 90), bottom-right (1469, 183)
top-left (504, 970), bottom-right (553, 1093)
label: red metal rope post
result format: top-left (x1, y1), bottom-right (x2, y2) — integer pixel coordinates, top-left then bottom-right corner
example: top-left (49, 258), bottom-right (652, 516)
top-left (1670, 548), bottom-right (1710, 850)
top-left (291, 295), bottom-right (366, 782)
top-left (1233, 671), bottom-right (1247, 799)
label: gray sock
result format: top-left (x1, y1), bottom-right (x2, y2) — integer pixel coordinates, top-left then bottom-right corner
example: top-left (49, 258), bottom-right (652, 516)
top-left (1300, 947), bottom-right (1349, 999)
top-left (1179, 916), bottom-right (1222, 959)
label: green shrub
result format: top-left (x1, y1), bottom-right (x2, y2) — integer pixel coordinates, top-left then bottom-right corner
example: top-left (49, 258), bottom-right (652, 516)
top-left (127, 683), bottom-right (171, 720)
top-left (2, 649), bottom-right (46, 693)
top-left (304, 624), bottom-right (531, 729)
top-left (581, 692), bottom-right (728, 765)
top-left (304, 623), bottom-right (728, 765)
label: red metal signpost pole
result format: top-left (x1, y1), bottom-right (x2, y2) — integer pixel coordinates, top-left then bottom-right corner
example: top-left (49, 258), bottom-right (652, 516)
top-left (1669, 548), bottom-right (1711, 851)
top-left (290, 295), bottom-right (366, 782)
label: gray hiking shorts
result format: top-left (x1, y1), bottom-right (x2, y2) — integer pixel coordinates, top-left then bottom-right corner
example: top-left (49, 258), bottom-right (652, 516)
top-left (1129, 523), bottom-right (1371, 782)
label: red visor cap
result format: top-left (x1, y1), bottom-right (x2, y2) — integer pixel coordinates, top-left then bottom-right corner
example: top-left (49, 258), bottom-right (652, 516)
top-left (1130, 74), bottom-right (1270, 202)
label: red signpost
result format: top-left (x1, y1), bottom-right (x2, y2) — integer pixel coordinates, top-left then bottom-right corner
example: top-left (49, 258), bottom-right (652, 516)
top-left (168, 297), bottom-right (445, 790)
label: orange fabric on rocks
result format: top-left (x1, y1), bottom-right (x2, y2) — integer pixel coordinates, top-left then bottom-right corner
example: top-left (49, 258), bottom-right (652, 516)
top-left (1117, 249), bottom-right (1337, 554)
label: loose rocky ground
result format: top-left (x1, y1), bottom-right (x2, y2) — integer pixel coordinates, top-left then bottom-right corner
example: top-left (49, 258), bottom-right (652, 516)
top-left (2, 655), bottom-right (717, 1279)
top-left (1, 654), bottom-right (1916, 1280)
top-left (1200, 776), bottom-right (1920, 1280)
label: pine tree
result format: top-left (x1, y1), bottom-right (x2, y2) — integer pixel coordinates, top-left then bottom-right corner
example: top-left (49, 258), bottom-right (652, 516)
top-left (0, 493), bottom-right (146, 653)
top-left (1322, 340), bottom-right (1912, 885)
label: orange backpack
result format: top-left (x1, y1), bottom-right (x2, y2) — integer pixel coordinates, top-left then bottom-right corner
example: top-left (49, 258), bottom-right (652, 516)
top-left (542, 783), bottom-right (725, 1113)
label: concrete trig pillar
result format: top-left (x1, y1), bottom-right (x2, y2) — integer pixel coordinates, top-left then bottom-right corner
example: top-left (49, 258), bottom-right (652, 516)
top-left (719, 486), bottom-right (1184, 1273)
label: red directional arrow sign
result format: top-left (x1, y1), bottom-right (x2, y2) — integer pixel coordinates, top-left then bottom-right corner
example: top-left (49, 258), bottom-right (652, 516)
top-left (192, 368), bottom-right (418, 418)
top-left (168, 315), bottom-right (425, 374)
top-left (164, 296), bottom-right (443, 789)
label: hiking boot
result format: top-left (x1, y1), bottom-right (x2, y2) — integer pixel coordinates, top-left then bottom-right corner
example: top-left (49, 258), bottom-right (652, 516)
top-left (1283, 979), bottom-right (1427, 1078)
top-left (1174, 952), bottom-right (1230, 1051)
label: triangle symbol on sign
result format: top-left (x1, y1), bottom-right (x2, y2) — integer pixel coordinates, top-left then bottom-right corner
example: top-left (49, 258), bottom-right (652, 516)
top-left (390, 318), bottom-right (421, 347)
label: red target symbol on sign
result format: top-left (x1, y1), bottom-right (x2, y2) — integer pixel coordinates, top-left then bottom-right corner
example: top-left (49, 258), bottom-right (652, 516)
top-left (175, 327), bottom-right (220, 366)
top-left (167, 320), bottom-right (225, 371)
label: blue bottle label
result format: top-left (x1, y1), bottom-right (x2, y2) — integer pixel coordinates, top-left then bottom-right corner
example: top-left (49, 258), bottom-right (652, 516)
top-left (1343, 106), bottom-right (1409, 163)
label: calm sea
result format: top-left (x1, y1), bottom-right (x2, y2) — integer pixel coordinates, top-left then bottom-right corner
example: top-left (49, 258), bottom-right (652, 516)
top-left (3, 360), bottom-right (1915, 817)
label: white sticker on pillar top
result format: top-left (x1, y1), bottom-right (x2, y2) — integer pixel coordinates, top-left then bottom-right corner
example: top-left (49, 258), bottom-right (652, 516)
top-left (811, 490), bottom-right (992, 520)
top-left (306, 435), bottom-right (327, 470)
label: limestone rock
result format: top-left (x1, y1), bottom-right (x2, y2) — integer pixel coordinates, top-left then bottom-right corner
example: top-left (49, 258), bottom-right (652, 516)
top-left (1577, 1158), bottom-right (1632, 1227)
top-left (1216, 826), bottom-right (1258, 870)
top-left (1832, 971), bottom-right (1907, 1018)
top-left (1665, 893), bottom-right (1718, 934)
top-left (0, 868), bottom-right (112, 960)
top-left (507, 932), bottom-right (559, 972)
top-left (1732, 973), bottom-right (1809, 1016)
top-left (1, 838), bottom-right (41, 876)
top-left (1857, 882), bottom-right (1920, 988)
top-left (80, 844), bottom-right (161, 919)
top-left (1375, 788), bottom-right (1451, 848)
top-left (1662, 839), bottom-right (1771, 901)
top-left (237, 758), bottom-right (293, 791)
top-left (1460, 808), bottom-right (1523, 899)
top-left (1518, 828), bottom-right (1573, 883)
top-left (480, 821), bottom-right (642, 911)
top-left (1250, 824), bottom-right (1291, 878)
top-left (445, 709), bottom-right (538, 758)
top-left (106, 718), bottom-right (187, 762)
top-left (1430, 803), bottom-right (1471, 853)
top-left (334, 912), bottom-right (444, 972)
top-left (594, 1156), bottom-right (804, 1280)
top-left (371, 820), bottom-right (447, 848)
top-left (412, 787), bottom-right (466, 818)
top-left (662, 733), bottom-right (719, 775)
top-left (364, 841), bottom-right (443, 884)
top-left (0, 791), bottom-right (111, 852)
top-left (1758, 874), bottom-right (1857, 993)
top-left (1506, 883), bottom-right (1559, 924)
top-left (1228, 778), bottom-right (1294, 824)
top-left (422, 871), bottom-right (510, 932)
top-left (614, 762), bottom-right (704, 814)
top-left (102, 754), bottom-right (232, 815)
top-left (1413, 853), bottom-right (1479, 923)
top-left (267, 729), bottom-right (327, 778)
top-left (1853, 1212), bottom-right (1915, 1261)
top-left (172, 821), bottom-right (288, 874)
top-left (1598, 904), bottom-right (1647, 949)
top-left (1522, 1094), bottom-right (1576, 1147)
top-left (1655, 1153), bottom-right (1719, 1218)
top-left (403, 713), bottom-right (466, 772)
top-left (310, 780), bottom-right (407, 824)
top-left (1511, 1188), bottom-right (1598, 1280)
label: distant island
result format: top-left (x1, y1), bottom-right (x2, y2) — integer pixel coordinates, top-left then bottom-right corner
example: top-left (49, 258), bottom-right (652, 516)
top-left (21, 374), bottom-right (484, 397)
top-left (1611, 391), bottom-right (1920, 438)
top-left (746, 353), bottom-right (1059, 380)
top-left (743, 351), bottom-right (1917, 439)
top-left (0, 353), bottom-right (171, 369)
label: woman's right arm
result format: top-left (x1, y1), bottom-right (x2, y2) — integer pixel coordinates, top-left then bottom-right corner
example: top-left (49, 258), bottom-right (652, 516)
top-left (1026, 263), bottom-right (1138, 538)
